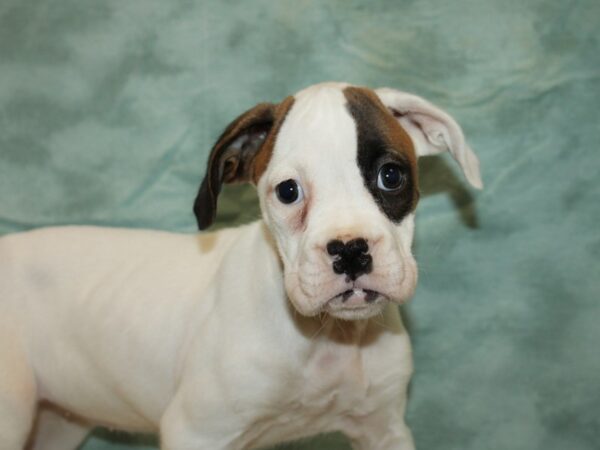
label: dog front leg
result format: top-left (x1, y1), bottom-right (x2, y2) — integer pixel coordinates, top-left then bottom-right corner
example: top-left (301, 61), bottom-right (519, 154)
top-left (27, 406), bottom-right (90, 450)
top-left (349, 421), bottom-right (415, 450)
top-left (160, 393), bottom-right (242, 450)
top-left (345, 403), bottom-right (415, 450)
top-left (0, 331), bottom-right (37, 450)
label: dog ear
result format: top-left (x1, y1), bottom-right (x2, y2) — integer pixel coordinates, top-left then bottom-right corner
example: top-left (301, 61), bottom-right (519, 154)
top-left (375, 88), bottom-right (483, 189)
top-left (194, 102), bottom-right (277, 230)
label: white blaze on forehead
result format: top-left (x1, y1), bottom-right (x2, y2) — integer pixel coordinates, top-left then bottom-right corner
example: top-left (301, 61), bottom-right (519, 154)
top-left (270, 82), bottom-right (358, 175)
top-left (276, 84), bottom-right (353, 154)
top-left (294, 81), bottom-right (351, 98)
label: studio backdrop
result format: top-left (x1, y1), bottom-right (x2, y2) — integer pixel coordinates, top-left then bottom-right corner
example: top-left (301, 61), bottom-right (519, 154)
top-left (0, 1), bottom-right (598, 449)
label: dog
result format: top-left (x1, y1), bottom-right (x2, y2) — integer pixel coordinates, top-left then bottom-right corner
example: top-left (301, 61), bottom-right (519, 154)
top-left (0, 82), bottom-right (482, 450)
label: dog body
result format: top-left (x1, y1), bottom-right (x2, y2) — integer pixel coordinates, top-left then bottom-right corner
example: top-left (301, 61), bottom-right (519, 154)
top-left (0, 82), bottom-right (481, 449)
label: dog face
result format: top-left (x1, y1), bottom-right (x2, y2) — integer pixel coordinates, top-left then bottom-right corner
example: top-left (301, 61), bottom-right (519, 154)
top-left (194, 82), bottom-right (482, 320)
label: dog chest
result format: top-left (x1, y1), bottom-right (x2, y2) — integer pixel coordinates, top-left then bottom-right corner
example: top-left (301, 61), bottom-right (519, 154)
top-left (232, 347), bottom-right (369, 448)
top-left (231, 329), bottom-right (410, 449)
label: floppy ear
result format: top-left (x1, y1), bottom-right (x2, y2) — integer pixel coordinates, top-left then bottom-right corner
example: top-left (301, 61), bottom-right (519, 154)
top-left (194, 102), bottom-right (277, 230)
top-left (375, 88), bottom-right (483, 189)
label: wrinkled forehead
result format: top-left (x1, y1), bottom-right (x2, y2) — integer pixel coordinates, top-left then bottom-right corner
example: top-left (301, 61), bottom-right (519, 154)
top-left (271, 83), bottom-right (417, 167)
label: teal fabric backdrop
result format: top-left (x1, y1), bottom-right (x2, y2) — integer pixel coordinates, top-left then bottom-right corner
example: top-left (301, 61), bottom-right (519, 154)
top-left (1, 0), bottom-right (599, 449)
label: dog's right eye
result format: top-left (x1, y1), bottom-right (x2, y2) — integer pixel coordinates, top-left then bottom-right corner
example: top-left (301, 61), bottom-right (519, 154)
top-left (275, 179), bottom-right (303, 204)
top-left (376, 163), bottom-right (406, 192)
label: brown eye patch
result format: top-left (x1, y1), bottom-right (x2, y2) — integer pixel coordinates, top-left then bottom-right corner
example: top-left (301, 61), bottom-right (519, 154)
top-left (343, 86), bottom-right (419, 223)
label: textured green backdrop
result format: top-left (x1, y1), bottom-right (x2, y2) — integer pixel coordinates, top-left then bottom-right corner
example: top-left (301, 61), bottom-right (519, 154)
top-left (1, 1), bottom-right (599, 449)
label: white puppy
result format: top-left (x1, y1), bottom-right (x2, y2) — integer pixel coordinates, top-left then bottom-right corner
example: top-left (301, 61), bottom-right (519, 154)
top-left (0, 82), bottom-right (482, 450)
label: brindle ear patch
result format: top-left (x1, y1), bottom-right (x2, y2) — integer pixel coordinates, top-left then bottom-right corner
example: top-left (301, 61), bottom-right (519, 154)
top-left (194, 97), bottom-right (294, 230)
top-left (220, 124), bottom-right (271, 183)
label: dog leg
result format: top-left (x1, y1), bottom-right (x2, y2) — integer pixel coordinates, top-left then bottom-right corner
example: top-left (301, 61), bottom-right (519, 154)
top-left (349, 421), bottom-right (415, 450)
top-left (160, 392), bottom-right (242, 450)
top-left (160, 418), bottom-right (239, 450)
top-left (345, 400), bottom-right (415, 450)
top-left (27, 405), bottom-right (90, 450)
top-left (0, 333), bottom-right (37, 450)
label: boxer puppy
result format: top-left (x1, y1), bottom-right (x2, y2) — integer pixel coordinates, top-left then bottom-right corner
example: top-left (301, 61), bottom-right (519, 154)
top-left (0, 82), bottom-right (481, 450)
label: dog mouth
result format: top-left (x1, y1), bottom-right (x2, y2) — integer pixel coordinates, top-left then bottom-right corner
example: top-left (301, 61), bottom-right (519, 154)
top-left (324, 288), bottom-right (388, 319)
top-left (334, 288), bottom-right (381, 304)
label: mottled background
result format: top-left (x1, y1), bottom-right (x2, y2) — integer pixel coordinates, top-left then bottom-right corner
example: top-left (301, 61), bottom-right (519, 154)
top-left (1, 0), bottom-right (599, 449)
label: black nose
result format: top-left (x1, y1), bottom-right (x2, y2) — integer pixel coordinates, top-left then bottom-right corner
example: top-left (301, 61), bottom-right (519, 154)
top-left (327, 238), bottom-right (373, 281)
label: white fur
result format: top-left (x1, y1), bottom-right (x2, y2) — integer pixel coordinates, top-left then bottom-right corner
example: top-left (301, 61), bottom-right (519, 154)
top-left (0, 82), bottom-right (480, 450)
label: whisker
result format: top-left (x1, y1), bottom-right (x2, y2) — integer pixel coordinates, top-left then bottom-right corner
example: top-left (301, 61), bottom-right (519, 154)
top-left (309, 313), bottom-right (329, 341)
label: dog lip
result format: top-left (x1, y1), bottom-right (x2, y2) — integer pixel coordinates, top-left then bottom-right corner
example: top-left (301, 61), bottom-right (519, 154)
top-left (327, 288), bottom-right (385, 306)
top-left (323, 289), bottom-right (388, 319)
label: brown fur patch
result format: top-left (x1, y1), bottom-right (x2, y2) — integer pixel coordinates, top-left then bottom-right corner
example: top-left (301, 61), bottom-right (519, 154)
top-left (194, 96), bottom-right (295, 229)
top-left (251, 96), bottom-right (295, 183)
top-left (344, 86), bottom-right (418, 175)
top-left (343, 86), bottom-right (420, 220)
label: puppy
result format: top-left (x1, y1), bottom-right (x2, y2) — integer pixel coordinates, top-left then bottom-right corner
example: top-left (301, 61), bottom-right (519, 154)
top-left (0, 82), bottom-right (482, 450)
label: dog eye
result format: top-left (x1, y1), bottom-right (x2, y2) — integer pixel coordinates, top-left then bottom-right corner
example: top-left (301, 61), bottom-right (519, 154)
top-left (275, 179), bottom-right (304, 204)
top-left (377, 163), bottom-right (405, 191)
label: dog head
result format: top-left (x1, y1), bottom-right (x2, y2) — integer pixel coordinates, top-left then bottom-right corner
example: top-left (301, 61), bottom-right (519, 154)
top-left (194, 82), bottom-right (482, 320)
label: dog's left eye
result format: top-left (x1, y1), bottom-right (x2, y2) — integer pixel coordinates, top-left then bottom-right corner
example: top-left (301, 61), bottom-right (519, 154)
top-left (377, 163), bottom-right (406, 191)
top-left (275, 179), bottom-right (304, 204)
